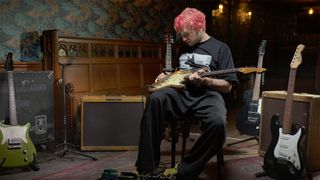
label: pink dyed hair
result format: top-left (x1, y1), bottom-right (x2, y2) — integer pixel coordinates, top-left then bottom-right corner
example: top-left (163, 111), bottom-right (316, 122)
top-left (174, 7), bottom-right (206, 32)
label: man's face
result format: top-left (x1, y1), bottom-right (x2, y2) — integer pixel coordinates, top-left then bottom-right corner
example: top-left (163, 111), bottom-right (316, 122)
top-left (178, 28), bottom-right (202, 46)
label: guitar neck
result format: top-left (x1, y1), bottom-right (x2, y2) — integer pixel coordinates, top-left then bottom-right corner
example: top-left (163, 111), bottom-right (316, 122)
top-left (282, 68), bottom-right (297, 134)
top-left (7, 71), bottom-right (18, 126)
top-left (252, 55), bottom-right (264, 101)
top-left (200, 68), bottom-right (240, 77)
top-left (165, 43), bottom-right (172, 70)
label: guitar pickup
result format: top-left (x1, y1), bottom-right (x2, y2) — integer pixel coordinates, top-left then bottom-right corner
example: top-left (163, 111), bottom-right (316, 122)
top-left (8, 144), bottom-right (22, 149)
top-left (8, 138), bottom-right (21, 145)
top-left (7, 138), bottom-right (22, 149)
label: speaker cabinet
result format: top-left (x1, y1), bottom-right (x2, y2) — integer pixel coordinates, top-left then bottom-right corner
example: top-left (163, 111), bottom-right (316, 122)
top-left (0, 71), bottom-right (54, 145)
top-left (259, 91), bottom-right (320, 170)
top-left (81, 95), bottom-right (145, 151)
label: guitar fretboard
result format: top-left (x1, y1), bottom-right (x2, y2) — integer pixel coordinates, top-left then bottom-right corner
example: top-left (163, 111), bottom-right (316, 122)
top-left (8, 71), bottom-right (18, 126)
top-left (282, 68), bottom-right (296, 134)
top-left (252, 56), bottom-right (263, 101)
top-left (200, 68), bottom-right (240, 77)
top-left (165, 42), bottom-right (172, 70)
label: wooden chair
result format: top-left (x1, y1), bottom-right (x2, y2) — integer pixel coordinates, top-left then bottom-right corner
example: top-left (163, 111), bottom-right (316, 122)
top-left (170, 120), bottom-right (225, 179)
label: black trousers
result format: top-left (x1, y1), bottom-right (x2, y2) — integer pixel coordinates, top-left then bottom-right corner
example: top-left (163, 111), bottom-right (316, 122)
top-left (135, 87), bottom-right (227, 178)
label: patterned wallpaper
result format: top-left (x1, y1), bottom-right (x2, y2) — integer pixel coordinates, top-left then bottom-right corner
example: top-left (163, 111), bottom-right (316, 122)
top-left (0, 0), bottom-right (183, 62)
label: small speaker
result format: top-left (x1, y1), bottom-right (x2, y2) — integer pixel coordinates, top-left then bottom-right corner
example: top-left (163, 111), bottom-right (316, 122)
top-left (259, 91), bottom-right (320, 171)
top-left (81, 95), bottom-right (145, 151)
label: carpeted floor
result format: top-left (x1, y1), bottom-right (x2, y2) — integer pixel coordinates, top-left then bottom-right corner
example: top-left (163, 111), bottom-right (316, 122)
top-left (1, 113), bottom-right (320, 180)
top-left (0, 133), bottom-right (263, 180)
top-left (1, 135), bottom-right (320, 180)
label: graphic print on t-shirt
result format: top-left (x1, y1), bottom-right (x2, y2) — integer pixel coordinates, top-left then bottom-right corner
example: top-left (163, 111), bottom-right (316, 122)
top-left (179, 53), bottom-right (212, 70)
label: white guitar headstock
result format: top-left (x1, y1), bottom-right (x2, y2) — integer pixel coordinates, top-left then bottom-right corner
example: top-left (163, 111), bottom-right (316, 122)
top-left (164, 34), bottom-right (173, 44)
top-left (258, 40), bottom-right (267, 55)
top-left (290, 44), bottom-right (305, 69)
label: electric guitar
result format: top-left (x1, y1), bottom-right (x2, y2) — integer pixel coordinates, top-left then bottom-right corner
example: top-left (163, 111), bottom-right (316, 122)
top-left (148, 67), bottom-right (267, 92)
top-left (263, 44), bottom-right (305, 179)
top-left (236, 40), bottom-right (267, 136)
top-left (0, 53), bottom-right (38, 169)
top-left (163, 33), bottom-right (174, 72)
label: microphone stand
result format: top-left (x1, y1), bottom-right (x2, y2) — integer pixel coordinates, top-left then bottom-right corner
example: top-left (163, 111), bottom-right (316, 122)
top-left (54, 63), bottom-right (96, 160)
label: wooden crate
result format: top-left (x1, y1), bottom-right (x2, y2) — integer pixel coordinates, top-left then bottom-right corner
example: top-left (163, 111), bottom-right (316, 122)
top-left (259, 90), bottom-right (320, 170)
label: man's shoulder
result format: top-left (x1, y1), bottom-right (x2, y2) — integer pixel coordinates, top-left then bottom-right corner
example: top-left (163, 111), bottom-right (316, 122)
top-left (207, 37), bottom-right (229, 49)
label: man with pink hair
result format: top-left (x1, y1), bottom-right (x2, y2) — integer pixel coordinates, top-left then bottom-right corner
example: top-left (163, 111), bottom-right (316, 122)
top-left (135, 7), bottom-right (238, 179)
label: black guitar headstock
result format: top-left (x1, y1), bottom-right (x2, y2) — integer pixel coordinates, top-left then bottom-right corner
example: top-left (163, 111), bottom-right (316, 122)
top-left (4, 52), bottom-right (14, 71)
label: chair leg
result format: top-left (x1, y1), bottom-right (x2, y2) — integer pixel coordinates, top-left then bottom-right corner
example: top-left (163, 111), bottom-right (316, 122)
top-left (181, 122), bottom-right (190, 160)
top-left (171, 121), bottom-right (177, 168)
top-left (216, 148), bottom-right (224, 179)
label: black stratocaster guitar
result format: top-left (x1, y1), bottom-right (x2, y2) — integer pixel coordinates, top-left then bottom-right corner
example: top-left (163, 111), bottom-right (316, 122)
top-left (0, 53), bottom-right (38, 170)
top-left (263, 44), bottom-right (305, 179)
top-left (236, 40), bottom-right (267, 136)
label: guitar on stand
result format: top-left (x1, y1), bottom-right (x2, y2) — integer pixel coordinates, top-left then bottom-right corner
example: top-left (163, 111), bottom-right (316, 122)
top-left (0, 53), bottom-right (39, 170)
top-left (163, 34), bottom-right (174, 73)
top-left (259, 44), bottom-right (311, 179)
top-left (230, 40), bottom-right (267, 148)
top-left (246, 40), bottom-right (267, 130)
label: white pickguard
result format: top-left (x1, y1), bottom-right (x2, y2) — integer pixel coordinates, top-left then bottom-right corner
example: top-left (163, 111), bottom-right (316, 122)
top-left (0, 123), bottom-right (29, 144)
top-left (257, 98), bottom-right (262, 114)
top-left (274, 128), bottom-right (302, 170)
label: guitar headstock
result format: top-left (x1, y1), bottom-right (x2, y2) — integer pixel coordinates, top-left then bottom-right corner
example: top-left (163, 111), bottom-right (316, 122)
top-left (164, 34), bottom-right (173, 44)
top-left (239, 67), bottom-right (267, 74)
top-left (258, 40), bottom-right (267, 55)
top-left (290, 44), bottom-right (305, 69)
top-left (4, 52), bottom-right (14, 71)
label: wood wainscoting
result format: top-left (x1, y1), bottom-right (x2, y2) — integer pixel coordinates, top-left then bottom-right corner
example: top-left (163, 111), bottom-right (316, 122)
top-left (42, 30), bottom-right (169, 143)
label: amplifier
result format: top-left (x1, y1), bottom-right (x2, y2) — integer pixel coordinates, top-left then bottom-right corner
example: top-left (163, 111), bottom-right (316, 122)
top-left (81, 95), bottom-right (145, 151)
top-left (259, 91), bottom-right (320, 170)
top-left (0, 71), bottom-right (54, 145)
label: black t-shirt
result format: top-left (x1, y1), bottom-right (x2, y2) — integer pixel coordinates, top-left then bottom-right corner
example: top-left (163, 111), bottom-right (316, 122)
top-left (178, 37), bottom-right (238, 84)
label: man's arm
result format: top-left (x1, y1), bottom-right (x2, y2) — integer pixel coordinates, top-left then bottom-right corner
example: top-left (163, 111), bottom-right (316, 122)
top-left (201, 77), bottom-right (232, 93)
top-left (186, 69), bottom-right (233, 93)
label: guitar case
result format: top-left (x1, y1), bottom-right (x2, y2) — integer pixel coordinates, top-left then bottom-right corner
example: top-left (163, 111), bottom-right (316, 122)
top-left (236, 90), bottom-right (259, 137)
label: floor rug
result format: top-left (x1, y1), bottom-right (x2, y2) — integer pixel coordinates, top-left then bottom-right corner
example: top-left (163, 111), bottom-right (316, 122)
top-left (33, 152), bottom-right (320, 180)
top-left (203, 156), bottom-right (320, 180)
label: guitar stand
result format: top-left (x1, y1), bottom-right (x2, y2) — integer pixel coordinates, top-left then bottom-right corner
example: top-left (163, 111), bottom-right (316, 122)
top-left (54, 63), bottom-right (96, 161)
top-left (255, 162), bottom-right (314, 180)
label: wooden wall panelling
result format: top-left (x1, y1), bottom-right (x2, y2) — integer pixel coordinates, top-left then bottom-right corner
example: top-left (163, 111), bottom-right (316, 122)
top-left (119, 63), bottom-right (141, 89)
top-left (47, 35), bottom-right (166, 143)
top-left (0, 62), bottom-right (43, 72)
top-left (92, 64), bottom-right (118, 92)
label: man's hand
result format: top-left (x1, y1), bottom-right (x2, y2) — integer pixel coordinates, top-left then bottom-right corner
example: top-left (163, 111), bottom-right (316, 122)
top-left (155, 72), bottom-right (170, 82)
top-left (184, 69), bottom-right (206, 86)
top-left (185, 69), bottom-right (232, 93)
